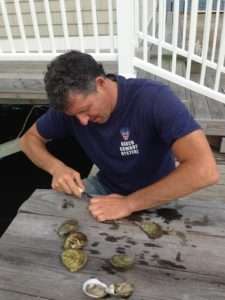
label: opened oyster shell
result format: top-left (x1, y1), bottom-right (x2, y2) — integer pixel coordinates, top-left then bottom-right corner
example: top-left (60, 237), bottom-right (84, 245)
top-left (57, 219), bottom-right (79, 238)
top-left (83, 278), bottom-right (108, 299)
top-left (138, 221), bottom-right (163, 239)
top-left (61, 249), bottom-right (87, 272)
top-left (110, 254), bottom-right (135, 271)
top-left (109, 282), bottom-right (134, 298)
top-left (83, 278), bottom-right (134, 299)
top-left (64, 232), bottom-right (87, 249)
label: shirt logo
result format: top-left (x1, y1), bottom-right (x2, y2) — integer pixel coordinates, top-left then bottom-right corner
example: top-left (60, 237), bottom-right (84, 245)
top-left (120, 127), bottom-right (130, 141)
top-left (119, 127), bottom-right (139, 156)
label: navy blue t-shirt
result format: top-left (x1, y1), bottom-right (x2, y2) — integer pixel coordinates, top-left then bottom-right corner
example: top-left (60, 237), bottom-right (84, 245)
top-left (36, 75), bottom-right (200, 195)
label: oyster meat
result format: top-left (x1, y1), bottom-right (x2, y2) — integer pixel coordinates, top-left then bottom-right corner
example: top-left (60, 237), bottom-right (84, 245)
top-left (110, 254), bottom-right (135, 271)
top-left (109, 282), bottom-right (134, 298)
top-left (61, 249), bottom-right (87, 272)
top-left (64, 232), bottom-right (87, 249)
top-left (139, 221), bottom-right (163, 239)
top-left (57, 219), bottom-right (79, 238)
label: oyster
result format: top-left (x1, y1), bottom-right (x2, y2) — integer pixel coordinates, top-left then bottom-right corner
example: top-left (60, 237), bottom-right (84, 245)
top-left (83, 278), bottom-right (108, 299)
top-left (138, 221), bottom-right (163, 239)
top-left (83, 278), bottom-right (134, 299)
top-left (57, 219), bottom-right (79, 238)
top-left (109, 282), bottom-right (134, 298)
top-left (64, 232), bottom-right (87, 249)
top-left (61, 249), bottom-right (87, 272)
top-left (110, 254), bottom-right (135, 271)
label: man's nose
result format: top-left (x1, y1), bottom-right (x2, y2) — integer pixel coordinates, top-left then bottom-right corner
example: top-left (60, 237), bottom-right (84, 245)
top-left (78, 115), bottom-right (89, 126)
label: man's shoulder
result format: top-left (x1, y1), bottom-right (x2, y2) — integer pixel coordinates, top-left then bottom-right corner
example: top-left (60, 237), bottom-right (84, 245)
top-left (125, 76), bottom-right (169, 96)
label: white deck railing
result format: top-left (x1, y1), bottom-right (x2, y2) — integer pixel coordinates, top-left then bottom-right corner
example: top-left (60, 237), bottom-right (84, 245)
top-left (0, 0), bottom-right (224, 103)
top-left (0, 0), bottom-right (117, 62)
top-left (134, 0), bottom-right (225, 103)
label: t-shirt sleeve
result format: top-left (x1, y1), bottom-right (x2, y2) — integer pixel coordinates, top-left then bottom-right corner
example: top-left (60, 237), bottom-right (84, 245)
top-left (36, 108), bottom-right (71, 139)
top-left (153, 86), bottom-right (201, 146)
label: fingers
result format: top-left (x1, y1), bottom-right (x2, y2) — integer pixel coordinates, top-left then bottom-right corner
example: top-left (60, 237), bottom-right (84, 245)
top-left (72, 172), bottom-right (85, 192)
top-left (51, 169), bottom-right (84, 197)
top-left (88, 205), bottom-right (105, 222)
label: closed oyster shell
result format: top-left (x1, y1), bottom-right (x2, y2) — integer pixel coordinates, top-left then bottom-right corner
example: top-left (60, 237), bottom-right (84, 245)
top-left (139, 221), bottom-right (163, 239)
top-left (57, 219), bottom-right (79, 238)
top-left (61, 249), bottom-right (87, 272)
top-left (109, 282), bottom-right (134, 298)
top-left (110, 254), bottom-right (135, 271)
top-left (64, 232), bottom-right (87, 249)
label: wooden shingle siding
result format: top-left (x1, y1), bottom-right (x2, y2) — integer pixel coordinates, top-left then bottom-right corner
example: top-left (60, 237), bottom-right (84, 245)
top-left (0, 0), bottom-right (117, 38)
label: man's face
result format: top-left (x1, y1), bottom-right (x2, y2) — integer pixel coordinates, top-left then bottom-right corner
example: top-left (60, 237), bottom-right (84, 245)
top-left (65, 78), bottom-right (116, 126)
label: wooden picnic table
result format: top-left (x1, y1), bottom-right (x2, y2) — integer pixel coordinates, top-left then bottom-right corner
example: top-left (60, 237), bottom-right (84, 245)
top-left (1, 165), bottom-right (225, 300)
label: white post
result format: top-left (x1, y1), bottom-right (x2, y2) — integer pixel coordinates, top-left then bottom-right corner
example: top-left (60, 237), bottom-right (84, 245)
top-left (116, 0), bottom-right (136, 77)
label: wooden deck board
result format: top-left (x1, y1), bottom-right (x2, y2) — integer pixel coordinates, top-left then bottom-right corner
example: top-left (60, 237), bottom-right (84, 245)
top-left (1, 166), bottom-right (225, 300)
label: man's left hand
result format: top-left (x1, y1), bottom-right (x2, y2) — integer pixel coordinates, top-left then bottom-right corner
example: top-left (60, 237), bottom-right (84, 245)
top-left (88, 194), bottom-right (132, 221)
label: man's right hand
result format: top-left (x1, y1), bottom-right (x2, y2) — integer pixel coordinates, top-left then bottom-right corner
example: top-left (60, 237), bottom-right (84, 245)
top-left (51, 163), bottom-right (85, 197)
top-left (19, 123), bottom-right (85, 198)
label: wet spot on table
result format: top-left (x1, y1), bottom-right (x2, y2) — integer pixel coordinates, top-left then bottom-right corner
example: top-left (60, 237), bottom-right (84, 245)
top-left (90, 249), bottom-right (100, 255)
top-left (116, 247), bottom-right (126, 254)
top-left (101, 264), bottom-right (116, 275)
top-left (157, 259), bottom-right (186, 270)
top-left (126, 238), bottom-right (136, 245)
top-left (105, 235), bottom-right (125, 242)
top-left (156, 208), bottom-right (182, 224)
top-left (91, 241), bottom-right (99, 247)
top-left (144, 242), bottom-right (162, 248)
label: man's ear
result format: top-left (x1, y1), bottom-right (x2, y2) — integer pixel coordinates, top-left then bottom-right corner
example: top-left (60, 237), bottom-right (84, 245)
top-left (95, 76), bottom-right (106, 90)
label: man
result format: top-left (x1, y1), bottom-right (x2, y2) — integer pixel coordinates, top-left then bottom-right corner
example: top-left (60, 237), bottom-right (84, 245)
top-left (20, 50), bottom-right (219, 222)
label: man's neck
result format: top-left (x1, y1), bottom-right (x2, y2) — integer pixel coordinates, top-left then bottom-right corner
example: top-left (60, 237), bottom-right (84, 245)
top-left (106, 77), bottom-right (118, 113)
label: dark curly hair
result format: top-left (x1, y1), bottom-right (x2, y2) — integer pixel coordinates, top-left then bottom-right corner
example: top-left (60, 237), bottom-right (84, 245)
top-left (44, 50), bottom-right (106, 111)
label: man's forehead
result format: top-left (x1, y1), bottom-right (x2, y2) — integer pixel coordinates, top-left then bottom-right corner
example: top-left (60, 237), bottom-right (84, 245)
top-left (66, 90), bottom-right (91, 112)
top-left (67, 90), bottom-right (83, 101)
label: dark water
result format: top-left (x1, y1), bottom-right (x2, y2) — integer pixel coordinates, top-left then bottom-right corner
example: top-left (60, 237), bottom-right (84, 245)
top-left (0, 105), bottom-right (92, 236)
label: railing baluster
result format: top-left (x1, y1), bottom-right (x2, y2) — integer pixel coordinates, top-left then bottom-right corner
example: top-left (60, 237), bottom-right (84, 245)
top-left (14, 0), bottom-right (29, 53)
top-left (172, 0), bottom-right (179, 73)
top-left (186, 0), bottom-right (198, 80)
top-left (116, 0), bottom-right (135, 76)
top-left (162, 0), bottom-right (166, 41)
top-left (59, 0), bottom-right (70, 50)
top-left (43, 0), bottom-right (56, 53)
top-left (143, 0), bottom-right (148, 61)
top-left (107, 0), bottom-right (114, 53)
top-left (182, 0), bottom-right (188, 50)
top-left (211, 0), bottom-right (221, 62)
top-left (200, 0), bottom-right (213, 85)
top-left (91, 0), bottom-right (99, 53)
top-left (0, 0), bottom-right (15, 53)
top-left (29, 0), bottom-right (42, 53)
top-left (75, 0), bottom-right (84, 52)
top-left (158, 0), bottom-right (164, 67)
top-left (152, 0), bottom-right (156, 38)
top-left (214, 8), bottom-right (225, 91)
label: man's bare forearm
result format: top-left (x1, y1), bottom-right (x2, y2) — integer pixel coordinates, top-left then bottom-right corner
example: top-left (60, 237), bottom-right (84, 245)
top-left (20, 135), bottom-right (64, 176)
top-left (127, 160), bottom-right (219, 213)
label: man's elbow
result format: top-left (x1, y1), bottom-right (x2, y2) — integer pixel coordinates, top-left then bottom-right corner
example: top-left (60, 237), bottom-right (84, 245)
top-left (199, 163), bottom-right (220, 187)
